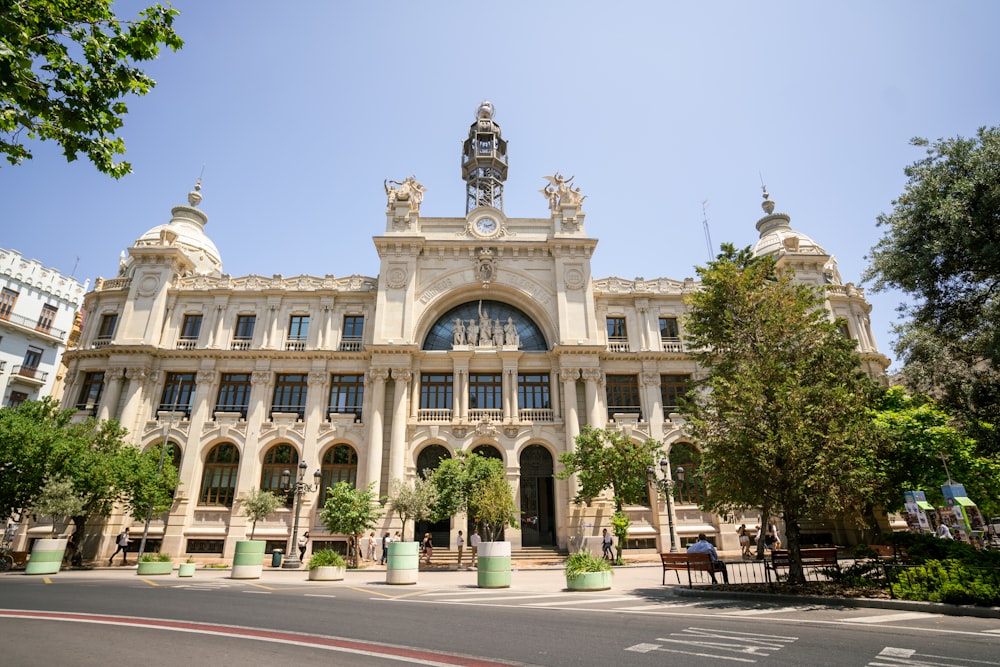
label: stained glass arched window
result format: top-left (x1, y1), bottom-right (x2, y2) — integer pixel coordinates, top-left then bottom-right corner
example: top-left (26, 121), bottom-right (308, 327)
top-left (423, 300), bottom-right (547, 351)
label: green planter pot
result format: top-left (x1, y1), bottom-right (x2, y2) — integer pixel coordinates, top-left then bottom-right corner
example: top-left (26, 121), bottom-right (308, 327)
top-left (24, 538), bottom-right (67, 575)
top-left (137, 560), bottom-right (174, 576)
top-left (477, 541), bottom-right (511, 589)
top-left (566, 570), bottom-right (612, 591)
top-left (178, 562), bottom-right (196, 577)
top-left (231, 540), bottom-right (266, 579)
top-left (386, 541), bottom-right (419, 585)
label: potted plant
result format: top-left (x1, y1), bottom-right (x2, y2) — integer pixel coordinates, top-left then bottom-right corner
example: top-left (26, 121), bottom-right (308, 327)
top-left (233, 488), bottom-right (281, 579)
top-left (307, 549), bottom-right (346, 581)
top-left (178, 555), bottom-right (196, 577)
top-left (564, 550), bottom-right (612, 591)
top-left (136, 551), bottom-right (174, 576)
top-left (25, 475), bottom-right (85, 575)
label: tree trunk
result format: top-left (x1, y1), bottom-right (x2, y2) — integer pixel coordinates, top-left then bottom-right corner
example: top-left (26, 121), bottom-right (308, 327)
top-left (863, 504), bottom-right (884, 543)
top-left (784, 512), bottom-right (805, 585)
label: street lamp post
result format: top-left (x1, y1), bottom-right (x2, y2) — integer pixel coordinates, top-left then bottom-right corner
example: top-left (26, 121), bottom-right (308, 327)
top-left (647, 459), bottom-right (682, 553)
top-left (280, 461), bottom-right (322, 569)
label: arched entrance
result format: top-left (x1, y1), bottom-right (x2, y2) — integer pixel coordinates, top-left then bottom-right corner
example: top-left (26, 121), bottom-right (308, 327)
top-left (415, 444), bottom-right (451, 547)
top-left (519, 445), bottom-right (555, 547)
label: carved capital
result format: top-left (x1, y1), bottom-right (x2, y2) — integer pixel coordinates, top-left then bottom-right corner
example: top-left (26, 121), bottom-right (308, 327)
top-left (125, 368), bottom-right (147, 382)
top-left (197, 370), bottom-right (218, 385)
top-left (308, 371), bottom-right (328, 386)
top-left (640, 372), bottom-right (660, 387)
top-left (368, 368), bottom-right (390, 383)
top-left (252, 370), bottom-right (271, 385)
top-left (106, 367), bottom-right (125, 381)
top-left (581, 368), bottom-right (604, 384)
top-left (559, 368), bottom-right (580, 383)
top-left (391, 369), bottom-right (412, 383)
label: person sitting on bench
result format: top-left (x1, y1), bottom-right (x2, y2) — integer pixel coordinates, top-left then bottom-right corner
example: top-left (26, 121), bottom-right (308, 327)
top-left (686, 532), bottom-right (729, 584)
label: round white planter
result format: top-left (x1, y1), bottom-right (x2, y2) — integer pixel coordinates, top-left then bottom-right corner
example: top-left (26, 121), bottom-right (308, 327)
top-left (566, 570), bottom-right (612, 591)
top-left (308, 565), bottom-right (346, 581)
top-left (386, 541), bottom-right (420, 585)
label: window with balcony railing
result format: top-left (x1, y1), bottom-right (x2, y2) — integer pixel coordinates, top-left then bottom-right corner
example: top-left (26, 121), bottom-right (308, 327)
top-left (419, 373), bottom-right (453, 422)
top-left (329, 374), bottom-right (364, 420)
top-left (286, 314), bottom-right (309, 351)
top-left (94, 312), bottom-right (118, 347)
top-left (214, 373), bottom-right (251, 418)
top-left (36, 304), bottom-right (57, 333)
top-left (340, 315), bottom-right (364, 351)
top-left (232, 314), bottom-right (255, 350)
top-left (659, 316), bottom-right (683, 352)
top-left (158, 372), bottom-right (196, 417)
top-left (178, 313), bottom-right (202, 349)
top-left (606, 316), bottom-right (628, 351)
top-left (606, 373), bottom-right (642, 421)
top-left (0, 288), bottom-right (18, 320)
top-left (518, 373), bottom-right (552, 422)
top-left (76, 371), bottom-right (105, 411)
top-left (469, 373), bottom-right (501, 422)
top-left (272, 373), bottom-right (307, 419)
top-left (661, 374), bottom-right (691, 415)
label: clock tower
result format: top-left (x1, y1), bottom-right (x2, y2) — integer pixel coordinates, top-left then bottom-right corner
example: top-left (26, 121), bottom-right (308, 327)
top-left (462, 101), bottom-right (508, 213)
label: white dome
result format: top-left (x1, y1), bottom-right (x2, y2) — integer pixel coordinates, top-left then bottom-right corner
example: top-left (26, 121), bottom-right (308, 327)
top-left (127, 186), bottom-right (223, 277)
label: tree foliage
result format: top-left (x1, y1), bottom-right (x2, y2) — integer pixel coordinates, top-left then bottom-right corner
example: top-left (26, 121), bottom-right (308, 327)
top-left (683, 244), bottom-right (881, 584)
top-left (865, 127), bottom-right (1000, 453)
top-left (240, 488), bottom-right (282, 540)
top-left (318, 481), bottom-right (383, 568)
top-left (468, 472), bottom-right (518, 542)
top-left (388, 476), bottom-right (437, 542)
top-left (556, 425), bottom-right (662, 512)
top-left (32, 475), bottom-right (85, 536)
top-left (0, 1), bottom-right (184, 177)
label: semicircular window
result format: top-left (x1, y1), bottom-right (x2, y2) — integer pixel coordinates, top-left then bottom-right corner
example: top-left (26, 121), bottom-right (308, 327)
top-left (423, 300), bottom-right (548, 351)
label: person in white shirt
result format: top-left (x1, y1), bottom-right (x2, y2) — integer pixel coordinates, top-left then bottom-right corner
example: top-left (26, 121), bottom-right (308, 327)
top-left (686, 532), bottom-right (729, 584)
top-left (469, 528), bottom-right (481, 567)
top-left (936, 523), bottom-right (953, 540)
top-left (456, 530), bottom-right (465, 567)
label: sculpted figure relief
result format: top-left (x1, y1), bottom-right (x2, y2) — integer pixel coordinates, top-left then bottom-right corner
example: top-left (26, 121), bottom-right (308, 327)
top-left (503, 317), bottom-right (519, 347)
top-left (452, 318), bottom-right (466, 346)
top-left (540, 172), bottom-right (586, 211)
top-left (384, 175), bottom-right (427, 212)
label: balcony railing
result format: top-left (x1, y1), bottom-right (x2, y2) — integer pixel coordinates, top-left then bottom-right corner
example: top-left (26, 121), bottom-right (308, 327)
top-left (518, 408), bottom-right (554, 422)
top-left (0, 360), bottom-right (5, 372)
top-left (176, 338), bottom-right (197, 350)
top-left (468, 408), bottom-right (503, 422)
top-left (417, 408), bottom-right (453, 423)
top-left (328, 407), bottom-right (363, 422)
top-left (285, 338), bottom-right (306, 351)
top-left (339, 338), bottom-right (363, 352)
top-left (661, 337), bottom-right (686, 353)
top-left (213, 404), bottom-right (249, 419)
top-left (0, 310), bottom-right (66, 339)
top-left (93, 337), bottom-right (112, 349)
top-left (12, 365), bottom-right (47, 382)
top-left (231, 338), bottom-right (252, 351)
top-left (608, 406), bottom-right (642, 421)
top-left (607, 339), bottom-right (629, 352)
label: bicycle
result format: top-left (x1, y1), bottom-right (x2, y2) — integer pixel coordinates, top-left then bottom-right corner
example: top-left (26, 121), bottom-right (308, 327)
top-left (0, 539), bottom-right (15, 572)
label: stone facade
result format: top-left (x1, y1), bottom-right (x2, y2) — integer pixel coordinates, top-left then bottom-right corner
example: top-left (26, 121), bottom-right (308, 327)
top-left (57, 105), bottom-right (889, 560)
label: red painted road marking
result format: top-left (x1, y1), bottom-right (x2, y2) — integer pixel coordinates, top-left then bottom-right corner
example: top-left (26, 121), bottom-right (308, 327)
top-left (0, 609), bottom-right (524, 666)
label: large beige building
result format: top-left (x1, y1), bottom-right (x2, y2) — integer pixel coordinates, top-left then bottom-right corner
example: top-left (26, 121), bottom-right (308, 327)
top-left (59, 103), bottom-right (888, 560)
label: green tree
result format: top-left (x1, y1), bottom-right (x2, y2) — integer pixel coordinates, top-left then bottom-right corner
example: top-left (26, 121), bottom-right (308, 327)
top-left (865, 127), bottom-right (1000, 454)
top-left (240, 488), bottom-right (282, 540)
top-left (0, 397), bottom-right (72, 517)
top-left (468, 473), bottom-right (518, 542)
top-left (319, 482), bottom-right (383, 568)
top-left (0, 1), bottom-right (184, 177)
top-left (683, 244), bottom-right (881, 584)
top-left (32, 475), bottom-right (86, 537)
top-left (387, 477), bottom-right (436, 542)
top-left (428, 451), bottom-right (504, 525)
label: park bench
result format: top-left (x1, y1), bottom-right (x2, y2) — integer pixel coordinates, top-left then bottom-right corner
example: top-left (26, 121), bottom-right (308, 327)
top-left (765, 547), bottom-right (838, 583)
top-left (660, 552), bottom-right (718, 588)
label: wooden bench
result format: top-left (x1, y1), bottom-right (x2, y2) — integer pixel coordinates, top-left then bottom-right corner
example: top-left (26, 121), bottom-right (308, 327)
top-left (765, 547), bottom-right (838, 583)
top-left (660, 552), bottom-right (717, 587)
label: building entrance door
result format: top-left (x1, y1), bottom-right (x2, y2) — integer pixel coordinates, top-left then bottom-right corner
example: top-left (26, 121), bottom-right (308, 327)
top-left (519, 445), bottom-right (555, 547)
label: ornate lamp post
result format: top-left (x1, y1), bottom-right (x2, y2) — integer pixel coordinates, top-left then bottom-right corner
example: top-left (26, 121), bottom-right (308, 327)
top-left (280, 461), bottom-right (322, 569)
top-left (647, 458), bottom-right (682, 553)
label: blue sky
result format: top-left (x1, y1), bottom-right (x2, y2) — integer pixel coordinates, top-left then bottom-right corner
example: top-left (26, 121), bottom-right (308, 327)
top-left (4, 1), bottom-right (999, 371)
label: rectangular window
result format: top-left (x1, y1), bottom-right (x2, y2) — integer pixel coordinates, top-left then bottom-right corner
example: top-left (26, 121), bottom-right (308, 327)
top-left (517, 373), bottom-right (551, 409)
top-left (36, 304), bottom-right (57, 332)
top-left (659, 317), bottom-right (679, 339)
top-left (180, 313), bottom-right (202, 341)
top-left (287, 315), bottom-right (309, 350)
top-left (272, 373), bottom-right (308, 419)
top-left (159, 372), bottom-right (196, 417)
top-left (234, 314), bottom-right (256, 340)
top-left (660, 374), bottom-right (691, 413)
top-left (76, 371), bottom-right (106, 410)
top-left (340, 315), bottom-right (364, 351)
top-left (420, 373), bottom-right (453, 410)
top-left (329, 374), bottom-right (364, 420)
top-left (469, 373), bottom-right (502, 410)
top-left (23, 345), bottom-right (43, 370)
top-left (214, 372), bottom-right (252, 418)
top-left (7, 390), bottom-right (28, 407)
top-left (606, 316), bottom-right (627, 340)
top-left (96, 313), bottom-right (118, 341)
top-left (606, 374), bottom-right (641, 420)
top-left (0, 288), bottom-right (18, 319)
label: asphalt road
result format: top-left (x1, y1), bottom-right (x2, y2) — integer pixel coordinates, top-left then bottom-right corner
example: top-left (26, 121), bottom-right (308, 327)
top-left (2, 568), bottom-right (999, 666)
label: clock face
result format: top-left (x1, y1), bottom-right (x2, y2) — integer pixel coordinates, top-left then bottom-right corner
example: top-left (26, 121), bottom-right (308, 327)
top-left (475, 216), bottom-right (498, 236)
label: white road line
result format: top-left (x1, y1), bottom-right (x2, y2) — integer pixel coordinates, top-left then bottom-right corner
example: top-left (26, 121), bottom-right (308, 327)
top-left (433, 593), bottom-right (569, 603)
top-left (723, 606), bottom-right (822, 616)
top-left (421, 590), bottom-right (502, 597)
top-left (843, 612), bottom-right (942, 624)
top-left (304, 594), bottom-right (338, 598)
top-left (242, 591), bottom-right (271, 595)
top-left (526, 595), bottom-right (636, 607)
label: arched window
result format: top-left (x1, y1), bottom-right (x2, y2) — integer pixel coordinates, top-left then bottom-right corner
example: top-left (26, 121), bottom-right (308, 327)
top-left (199, 443), bottom-right (240, 507)
top-left (147, 440), bottom-right (182, 498)
top-left (416, 444), bottom-right (451, 479)
top-left (472, 444), bottom-right (503, 462)
top-left (321, 444), bottom-right (358, 491)
top-left (261, 444), bottom-right (299, 497)
top-left (423, 300), bottom-right (547, 351)
top-left (669, 442), bottom-right (703, 505)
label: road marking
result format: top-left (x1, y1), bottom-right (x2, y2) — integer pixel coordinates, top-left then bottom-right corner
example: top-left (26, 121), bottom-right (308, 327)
top-left (242, 591), bottom-right (271, 594)
top-left (304, 594), bottom-right (338, 598)
top-left (628, 627), bottom-right (798, 663)
top-left (844, 612), bottom-right (942, 624)
top-left (434, 593), bottom-right (569, 603)
top-left (140, 579), bottom-right (161, 587)
top-left (722, 605), bottom-right (822, 616)
top-left (868, 646), bottom-right (1000, 666)
top-left (246, 583), bottom-right (276, 591)
top-left (527, 595), bottom-right (636, 607)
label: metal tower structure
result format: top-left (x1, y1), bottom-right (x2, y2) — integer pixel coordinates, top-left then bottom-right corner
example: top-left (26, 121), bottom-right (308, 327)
top-left (462, 101), bottom-right (508, 213)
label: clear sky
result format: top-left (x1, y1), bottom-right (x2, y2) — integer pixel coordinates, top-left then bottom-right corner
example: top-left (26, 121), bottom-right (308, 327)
top-left (4, 1), bottom-right (999, 371)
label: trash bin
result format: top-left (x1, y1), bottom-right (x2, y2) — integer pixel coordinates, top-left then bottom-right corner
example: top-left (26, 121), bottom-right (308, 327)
top-left (271, 549), bottom-right (283, 567)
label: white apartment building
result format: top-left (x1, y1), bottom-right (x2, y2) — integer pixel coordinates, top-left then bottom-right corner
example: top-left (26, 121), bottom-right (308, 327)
top-left (58, 103), bottom-right (889, 561)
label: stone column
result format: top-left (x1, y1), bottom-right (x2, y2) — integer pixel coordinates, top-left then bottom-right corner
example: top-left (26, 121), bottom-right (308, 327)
top-left (636, 303), bottom-right (650, 351)
top-left (388, 369), bottom-right (411, 486)
top-left (503, 367), bottom-right (516, 421)
top-left (582, 368), bottom-right (605, 428)
top-left (190, 370), bottom-right (218, 425)
top-left (363, 368), bottom-right (389, 491)
top-left (641, 372), bottom-right (663, 434)
top-left (97, 367), bottom-right (125, 421)
top-left (208, 301), bottom-right (227, 349)
top-left (549, 372), bottom-right (561, 420)
top-left (559, 369), bottom-right (581, 444)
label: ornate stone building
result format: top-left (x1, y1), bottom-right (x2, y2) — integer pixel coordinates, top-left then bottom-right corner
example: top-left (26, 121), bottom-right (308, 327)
top-left (58, 103), bottom-right (888, 560)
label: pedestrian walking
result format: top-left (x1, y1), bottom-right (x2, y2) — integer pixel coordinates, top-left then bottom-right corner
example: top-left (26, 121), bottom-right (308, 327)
top-left (469, 528), bottom-right (481, 567)
top-left (380, 531), bottom-right (391, 565)
top-left (366, 531), bottom-right (376, 561)
top-left (457, 530), bottom-right (465, 567)
top-left (421, 532), bottom-right (433, 565)
top-left (601, 528), bottom-right (614, 560)
top-left (298, 531), bottom-right (310, 561)
top-left (109, 527), bottom-right (130, 565)
top-left (738, 524), bottom-right (751, 559)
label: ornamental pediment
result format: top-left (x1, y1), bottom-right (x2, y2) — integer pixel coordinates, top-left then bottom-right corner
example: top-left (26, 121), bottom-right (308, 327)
top-left (175, 273), bottom-right (377, 292)
top-left (593, 276), bottom-right (695, 295)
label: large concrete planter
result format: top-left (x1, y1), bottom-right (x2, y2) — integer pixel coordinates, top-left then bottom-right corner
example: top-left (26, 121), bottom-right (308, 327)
top-left (178, 562), bottom-right (196, 577)
top-left (386, 541), bottom-right (419, 585)
top-left (308, 565), bottom-right (346, 581)
top-left (231, 540), bottom-right (266, 579)
top-left (477, 541), bottom-right (511, 589)
top-left (24, 538), bottom-right (67, 575)
top-left (566, 570), bottom-right (612, 591)
top-left (136, 560), bottom-right (173, 576)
